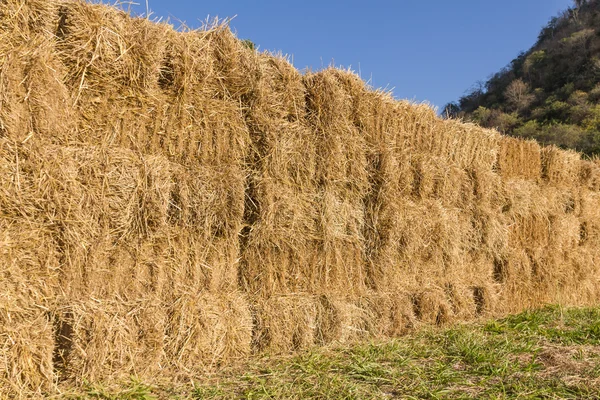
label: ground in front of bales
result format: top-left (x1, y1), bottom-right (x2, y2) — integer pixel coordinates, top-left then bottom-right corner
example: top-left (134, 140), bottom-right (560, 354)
top-left (59, 305), bottom-right (600, 399)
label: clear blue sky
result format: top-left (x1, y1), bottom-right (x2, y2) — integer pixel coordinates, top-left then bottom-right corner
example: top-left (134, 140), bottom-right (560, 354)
top-left (116, 0), bottom-right (573, 110)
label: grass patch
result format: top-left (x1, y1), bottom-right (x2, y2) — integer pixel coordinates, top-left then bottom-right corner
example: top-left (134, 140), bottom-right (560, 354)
top-left (64, 305), bottom-right (600, 399)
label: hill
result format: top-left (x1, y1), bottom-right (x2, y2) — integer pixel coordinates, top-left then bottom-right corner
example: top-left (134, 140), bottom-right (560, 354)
top-left (1, 0), bottom-right (600, 397)
top-left (445, 0), bottom-right (600, 156)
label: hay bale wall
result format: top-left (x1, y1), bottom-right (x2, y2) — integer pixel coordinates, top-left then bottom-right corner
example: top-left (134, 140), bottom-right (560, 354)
top-left (1, 0), bottom-right (600, 396)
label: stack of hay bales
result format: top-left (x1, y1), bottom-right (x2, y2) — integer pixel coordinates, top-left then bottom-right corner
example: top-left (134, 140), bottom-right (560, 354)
top-left (238, 54), bottom-right (323, 351)
top-left (1, 0), bottom-right (600, 397)
top-left (1, 0), bottom-right (254, 393)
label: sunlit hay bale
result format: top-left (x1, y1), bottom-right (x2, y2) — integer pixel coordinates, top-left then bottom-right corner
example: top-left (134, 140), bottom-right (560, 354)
top-left (0, 220), bottom-right (60, 305)
top-left (504, 186), bottom-right (580, 287)
top-left (579, 190), bottom-right (600, 247)
top-left (497, 136), bottom-right (542, 181)
top-left (204, 26), bottom-right (261, 99)
top-left (442, 282), bottom-right (479, 320)
top-left (152, 27), bottom-right (255, 167)
top-left (0, 0), bottom-right (59, 37)
top-left (28, 146), bottom-right (168, 299)
top-left (541, 146), bottom-right (582, 187)
top-left (156, 82), bottom-right (251, 168)
top-left (240, 187), bottom-right (321, 297)
top-left (55, 3), bottom-right (252, 168)
top-left (55, 1), bottom-right (169, 146)
top-left (11, 143), bottom-right (244, 299)
top-left (163, 292), bottom-right (252, 374)
top-left (157, 233), bottom-right (241, 299)
top-left (549, 214), bottom-right (580, 253)
top-left (495, 248), bottom-right (537, 313)
top-left (0, 44), bottom-right (72, 143)
top-left (389, 200), bottom-right (471, 290)
top-left (0, 13), bottom-right (72, 144)
top-left (303, 70), bottom-right (369, 296)
top-left (363, 292), bottom-right (415, 337)
top-left (303, 70), bottom-right (369, 195)
top-left (566, 248), bottom-right (600, 305)
top-left (162, 163), bottom-right (245, 295)
top-left (524, 252), bottom-right (571, 306)
top-left (55, 298), bottom-right (165, 384)
top-left (466, 167), bottom-right (504, 208)
top-left (543, 248), bottom-right (600, 307)
top-left (241, 161), bottom-right (318, 288)
top-left (250, 54), bottom-right (307, 123)
top-left (508, 213), bottom-right (550, 251)
top-left (246, 55), bottom-right (316, 185)
top-left (316, 295), bottom-right (373, 344)
top-left (453, 257), bottom-right (501, 315)
top-left (0, 299), bottom-right (55, 397)
top-left (400, 102), bottom-right (439, 151)
top-left (239, 55), bottom-right (322, 297)
top-left (323, 68), bottom-right (412, 152)
top-left (503, 180), bottom-right (556, 251)
top-left (250, 294), bottom-right (318, 353)
top-left (468, 205), bottom-right (510, 262)
top-left (578, 160), bottom-right (600, 191)
top-left (410, 154), bottom-right (474, 207)
top-left (432, 119), bottom-right (499, 171)
top-left (503, 179), bottom-right (551, 217)
top-left (409, 287), bottom-right (454, 326)
top-left (319, 189), bottom-right (367, 293)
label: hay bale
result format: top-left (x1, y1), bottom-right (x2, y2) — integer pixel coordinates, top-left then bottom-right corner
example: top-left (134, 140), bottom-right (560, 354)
top-left (0, 299), bottom-right (55, 397)
top-left (54, 297), bottom-right (165, 384)
top-left (468, 206), bottom-right (509, 261)
top-left (579, 190), bottom-right (600, 246)
top-left (578, 160), bottom-right (600, 190)
top-left (251, 295), bottom-right (318, 352)
top-left (399, 102), bottom-right (439, 152)
top-left (362, 292), bottom-right (415, 337)
top-left (54, 2), bottom-right (252, 167)
top-left (0, 220), bottom-right (60, 305)
top-left (0, 28), bottom-right (72, 143)
top-left (0, 0), bottom-right (58, 39)
top-left (302, 70), bottom-right (369, 296)
top-left (163, 292), bottom-right (252, 373)
top-left (541, 146), bottom-right (582, 187)
top-left (410, 288), bottom-right (454, 326)
top-left (468, 168), bottom-right (505, 207)
top-left (396, 201), bottom-right (471, 287)
top-left (410, 154), bottom-right (475, 207)
top-left (239, 55), bottom-right (323, 297)
top-left (497, 137), bottom-right (542, 181)
top-left (433, 119), bottom-right (499, 171)
top-left (0, 140), bottom-right (244, 300)
top-left (316, 295), bottom-right (373, 344)
top-left (494, 248), bottom-right (537, 313)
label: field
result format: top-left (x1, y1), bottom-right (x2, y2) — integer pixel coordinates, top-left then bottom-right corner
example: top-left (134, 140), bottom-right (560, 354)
top-left (58, 305), bottom-right (600, 399)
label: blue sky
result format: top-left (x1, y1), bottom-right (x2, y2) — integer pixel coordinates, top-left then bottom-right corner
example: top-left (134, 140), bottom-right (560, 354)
top-left (116, 0), bottom-right (573, 110)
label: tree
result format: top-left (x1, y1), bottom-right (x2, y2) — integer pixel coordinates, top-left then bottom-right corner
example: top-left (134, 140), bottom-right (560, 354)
top-left (505, 79), bottom-right (534, 111)
top-left (442, 102), bottom-right (460, 119)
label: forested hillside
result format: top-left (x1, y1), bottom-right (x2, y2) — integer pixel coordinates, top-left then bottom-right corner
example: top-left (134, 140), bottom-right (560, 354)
top-left (445, 0), bottom-right (600, 156)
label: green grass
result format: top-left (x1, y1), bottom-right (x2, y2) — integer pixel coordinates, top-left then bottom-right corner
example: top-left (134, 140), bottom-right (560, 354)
top-left (63, 305), bottom-right (600, 399)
